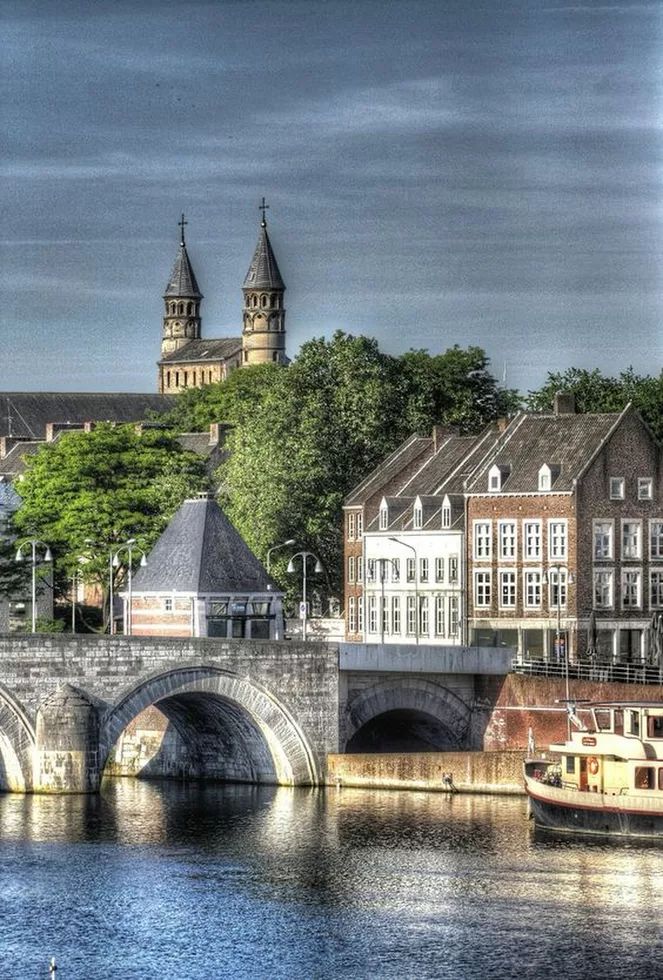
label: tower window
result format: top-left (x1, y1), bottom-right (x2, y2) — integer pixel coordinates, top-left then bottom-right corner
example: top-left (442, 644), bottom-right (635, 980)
top-left (178, 303), bottom-right (184, 315)
top-left (261, 294), bottom-right (267, 308)
top-left (166, 371), bottom-right (171, 387)
top-left (175, 372), bottom-right (180, 387)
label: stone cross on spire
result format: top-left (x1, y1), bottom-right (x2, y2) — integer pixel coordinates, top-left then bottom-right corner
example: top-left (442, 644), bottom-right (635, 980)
top-left (178, 212), bottom-right (188, 245)
top-left (259, 197), bottom-right (269, 227)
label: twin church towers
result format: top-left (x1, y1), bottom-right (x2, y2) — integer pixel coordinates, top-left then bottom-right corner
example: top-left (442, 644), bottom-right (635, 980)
top-left (158, 201), bottom-right (287, 394)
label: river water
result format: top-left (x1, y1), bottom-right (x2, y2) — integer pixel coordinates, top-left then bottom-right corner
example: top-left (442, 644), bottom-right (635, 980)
top-left (1, 780), bottom-right (662, 979)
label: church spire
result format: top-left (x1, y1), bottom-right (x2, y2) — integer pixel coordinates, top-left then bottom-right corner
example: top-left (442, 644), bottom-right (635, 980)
top-left (241, 200), bottom-right (287, 366)
top-left (161, 214), bottom-right (203, 358)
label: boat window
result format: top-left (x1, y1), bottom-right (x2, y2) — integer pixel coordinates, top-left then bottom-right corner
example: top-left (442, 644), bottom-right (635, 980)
top-left (614, 710), bottom-right (623, 735)
top-left (659, 769), bottom-right (663, 791)
top-left (630, 711), bottom-right (640, 737)
top-left (565, 756), bottom-right (575, 774)
top-left (634, 766), bottom-right (654, 790)
top-left (595, 710), bottom-right (611, 731)
top-left (647, 716), bottom-right (663, 739)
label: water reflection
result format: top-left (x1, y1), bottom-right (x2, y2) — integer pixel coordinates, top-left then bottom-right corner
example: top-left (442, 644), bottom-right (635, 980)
top-left (0, 781), bottom-right (662, 979)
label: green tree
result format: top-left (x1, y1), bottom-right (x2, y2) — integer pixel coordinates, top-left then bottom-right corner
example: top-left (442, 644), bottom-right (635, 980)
top-left (159, 362), bottom-right (284, 432)
top-left (13, 424), bottom-right (207, 630)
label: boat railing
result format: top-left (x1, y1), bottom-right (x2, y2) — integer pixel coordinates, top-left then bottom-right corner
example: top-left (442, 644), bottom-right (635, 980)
top-left (512, 658), bottom-right (663, 686)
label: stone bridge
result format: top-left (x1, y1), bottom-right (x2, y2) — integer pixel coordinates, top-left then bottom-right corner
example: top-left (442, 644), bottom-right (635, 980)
top-left (0, 635), bottom-right (513, 794)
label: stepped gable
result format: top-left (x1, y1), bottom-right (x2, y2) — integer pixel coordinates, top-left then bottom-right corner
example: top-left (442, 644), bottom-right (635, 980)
top-left (0, 392), bottom-right (175, 441)
top-left (132, 494), bottom-right (278, 594)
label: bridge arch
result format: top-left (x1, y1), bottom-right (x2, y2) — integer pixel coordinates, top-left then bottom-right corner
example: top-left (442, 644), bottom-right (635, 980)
top-left (0, 684), bottom-right (35, 792)
top-left (344, 678), bottom-right (471, 752)
top-left (99, 665), bottom-right (318, 786)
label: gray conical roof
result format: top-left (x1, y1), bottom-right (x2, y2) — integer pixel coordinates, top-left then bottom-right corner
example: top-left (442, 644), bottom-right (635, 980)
top-left (132, 495), bottom-right (279, 594)
top-left (164, 243), bottom-right (202, 299)
top-left (243, 222), bottom-right (285, 290)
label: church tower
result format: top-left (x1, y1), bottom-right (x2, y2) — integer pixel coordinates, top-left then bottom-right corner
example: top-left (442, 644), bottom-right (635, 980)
top-left (161, 214), bottom-right (203, 358)
top-left (241, 199), bottom-right (286, 366)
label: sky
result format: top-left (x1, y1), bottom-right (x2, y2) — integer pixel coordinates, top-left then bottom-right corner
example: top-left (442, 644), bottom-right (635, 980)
top-left (2, 0), bottom-right (662, 394)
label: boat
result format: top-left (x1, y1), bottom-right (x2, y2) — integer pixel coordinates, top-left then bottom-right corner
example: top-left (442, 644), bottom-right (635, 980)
top-left (524, 701), bottom-right (663, 839)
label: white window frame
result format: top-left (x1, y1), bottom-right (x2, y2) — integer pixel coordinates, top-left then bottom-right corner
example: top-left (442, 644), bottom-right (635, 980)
top-left (356, 513), bottom-right (363, 537)
top-left (621, 568), bottom-right (642, 610)
top-left (473, 520), bottom-right (492, 560)
top-left (435, 557), bottom-right (444, 583)
top-left (366, 559), bottom-right (376, 583)
top-left (449, 596), bottom-right (459, 637)
top-left (449, 556), bottom-right (459, 583)
top-left (347, 556), bottom-right (356, 584)
top-left (406, 557), bottom-right (415, 582)
top-left (488, 464), bottom-right (502, 492)
top-left (649, 520), bottom-right (663, 560)
top-left (474, 570), bottom-right (492, 608)
top-left (348, 513), bottom-right (356, 540)
top-left (442, 504), bottom-right (451, 528)
top-left (548, 520), bottom-right (568, 561)
top-left (368, 595), bottom-right (378, 633)
top-left (499, 520), bottom-right (517, 560)
top-left (392, 557), bottom-right (400, 583)
top-left (499, 570), bottom-right (517, 609)
top-left (420, 557), bottom-right (429, 582)
top-left (435, 595), bottom-right (445, 636)
top-left (419, 596), bottom-right (429, 637)
top-left (610, 477), bottom-right (625, 500)
top-left (413, 505), bottom-right (423, 529)
top-left (357, 597), bottom-right (364, 633)
top-left (406, 595), bottom-right (416, 635)
top-left (392, 596), bottom-right (401, 634)
top-left (638, 478), bottom-right (653, 501)
top-left (524, 570), bottom-right (542, 609)
top-left (357, 557), bottom-right (364, 583)
top-left (593, 520), bottom-right (613, 561)
top-left (523, 521), bottom-right (541, 561)
top-left (348, 596), bottom-right (357, 633)
top-left (164, 596), bottom-right (174, 613)
top-left (622, 520), bottom-right (642, 561)
top-left (650, 570), bottom-right (663, 609)
top-left (379, 507), bottom-right (388, 530)
top-left (593, 569), bottom-right (614, 609)
top-left (549, 568), bottom-right (568, 610)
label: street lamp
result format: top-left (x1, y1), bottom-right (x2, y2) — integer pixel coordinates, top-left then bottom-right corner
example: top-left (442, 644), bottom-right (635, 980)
top-left (15, 538), bottom-right (52, 634)
top-left (112, 539), bottom-right (147, 636)
top-left (287, 551), bottom-right (323, 641)
top-left (389, 537), bottom-right (419, 645)
top-left (266, 538), bottom-right (296, 574)
top-left (544, 564), bottom-right (575, 736)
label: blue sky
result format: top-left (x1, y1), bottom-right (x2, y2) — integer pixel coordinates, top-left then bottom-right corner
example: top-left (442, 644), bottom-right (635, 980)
top-left (2, 0), bottom-right (662, 393)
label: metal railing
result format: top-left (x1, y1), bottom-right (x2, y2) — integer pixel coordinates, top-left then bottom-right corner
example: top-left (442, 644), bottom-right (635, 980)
top-left (512, 658), bottom-right (663, 686)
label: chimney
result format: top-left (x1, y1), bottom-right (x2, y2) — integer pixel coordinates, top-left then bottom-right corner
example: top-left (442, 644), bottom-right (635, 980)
top-left (496, 417), bottom-right (509, 433)
top-left (432, 425), bottom-right (456, 452)
top-left (553, 392), bottom-right (576, 415)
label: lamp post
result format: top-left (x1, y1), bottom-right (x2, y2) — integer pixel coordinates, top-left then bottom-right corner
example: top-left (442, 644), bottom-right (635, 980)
top-left (287, 551), bottom-right (323, 642)
top-left (15, 538), bottom-right (52, 634)
top-left (545, 564), bottom-right (575, 737)
top-left (111, 540), bottom-right (147, 636)
top-left (266, 538), bottom-right (296, 574)
top-left (389, 537), bottom-right (419, 645)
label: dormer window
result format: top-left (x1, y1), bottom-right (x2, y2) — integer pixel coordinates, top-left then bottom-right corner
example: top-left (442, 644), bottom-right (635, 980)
top-left (413, 504), bottom-right (423, 529)
top-left (488, 464), bottom-right (510, 492)
top-left (379, 505), bottom-right (388, 530)
top-left (538, 463), bottom-right (560, 491)
top-left (442, 496), bottom-right (451, 529)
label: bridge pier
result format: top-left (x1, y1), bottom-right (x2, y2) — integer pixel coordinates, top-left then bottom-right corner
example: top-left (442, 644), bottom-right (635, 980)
top-left (33, 684), bottom-right (100, 794)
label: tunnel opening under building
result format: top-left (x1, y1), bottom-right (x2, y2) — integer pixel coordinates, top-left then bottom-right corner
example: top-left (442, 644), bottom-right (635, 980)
top-left (346, 709), bottom-right (460, 754)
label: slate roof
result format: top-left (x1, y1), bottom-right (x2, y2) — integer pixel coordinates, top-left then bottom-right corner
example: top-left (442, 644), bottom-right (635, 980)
top-left (158, 338), bottom-right (242, 365)
top-left (464, 410), bottom-right (624, 494)
top-left (344, 434), bottom-right (434, 507)
top-left (131, 495), bottom-right (280, 595)
top-left (0, 441), bottom-right (42, 478)
top-left (0, 393), bottom-right (175, 440)
top-left (243, 222), bottom-right (285, 290)
top-left (164, 243), bottom-right (202, 298)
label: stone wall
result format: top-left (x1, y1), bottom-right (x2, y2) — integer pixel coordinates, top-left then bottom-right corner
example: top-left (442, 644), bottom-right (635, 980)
top-left (327, 750), bottom-right (525, 794)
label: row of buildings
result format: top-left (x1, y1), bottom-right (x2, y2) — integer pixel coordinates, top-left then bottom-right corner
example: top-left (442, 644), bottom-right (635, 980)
top-left (343, 394), bottom-right (663, 664)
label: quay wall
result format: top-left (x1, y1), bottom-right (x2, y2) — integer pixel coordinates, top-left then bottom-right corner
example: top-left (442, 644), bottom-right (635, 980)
top-left (327, 750), bottom-right (526, 795)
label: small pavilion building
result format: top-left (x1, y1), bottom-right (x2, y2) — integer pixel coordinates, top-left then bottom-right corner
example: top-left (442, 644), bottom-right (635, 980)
top-left (129, 493), bottom-right (284, 640)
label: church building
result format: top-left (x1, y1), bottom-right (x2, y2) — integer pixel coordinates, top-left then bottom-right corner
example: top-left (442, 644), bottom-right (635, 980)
top-left (157, 202), bottom-right (287, 394)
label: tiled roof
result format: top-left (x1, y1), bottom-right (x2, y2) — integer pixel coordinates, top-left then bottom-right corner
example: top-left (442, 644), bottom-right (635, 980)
top-left (464, 411), bottom-right (623, 493)
top-left (345, 435), bottom-right (434, 507)
top-left (0, 441), bottom-right (42, 477)
top-left (243, 223), bottom-right (285, 290)
top-left (164, 243), bottom-right (202, 298)
top-left (131, 495), bottom-right (279, 595)
top-left (159, 338), bottom-right (242, 364)
top-left (0, 393), bottom-right (175, 440)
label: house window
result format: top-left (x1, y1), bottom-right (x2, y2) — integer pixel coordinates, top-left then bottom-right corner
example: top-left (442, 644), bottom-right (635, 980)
top-left (549, 521), bottom-right (567, 560)
top-left (357, 598), bottom-right (363, 633)
top-left (593, 570), bottom-right (613, 609)
top-left (435, 596), bottom-right (445, 636)
top-left (593, 521), bottom-right (613, 560)
top-left (449, 556), bottom-right (458, 583)
top-left (368, 596), bottom-right (377, 633)
top-left (348, 596), bottom-right (357, 633)
top-left (356, 513), bottom-right (363, 536)
top-left (651, 571), bottom-right (663, 608)
top-left (406, 558), bottom-right (415, 582)
top-left (538, 465), bottom-right (551, 491)
top-left (475, 571), bottom-right (491, 608)
top-left (357, 558), bottom-right (364, 583)
top-left (524, 521), bottom-right (541, 560)
top-left (413, 505), bottom-right (423, 529)
top-left (347, 556), bottom-right (355, 584)
top-left (622, 521), bottom-right (642, 560)
top-left (525, 571), bottom-right (542, 608)
top-left (379, 506), bottom-right (388, 530)
top-left (348, 513), bottom-right (356, 540)
top-left (638, 478), bottom-right (653, 501)
top-left (442, 504), bottom-right (451, 528)
top-left (499, 521), bottom-right (516, 560)
top-left (500, 571), bottom-right (516, 608)
top-left (392, 596), bottom-right (401, 634)
top-left (419, 596), bottom-right (429, 636)
top-left (381, 596), bottom-right (389, 636)
top-left (392, 558), bottom-right (400, 582)
top-left (610, 477), bottom-right (625, 500)
top-left (474, 521), bottom-right (492, 560)
top-left (650, 521), bottom-right (663, 559)
top-left (488, 464), bottom-right (508, 492)
top-left (164, 597), bottom-right (173, 612)
top-left (449, 596), bottom-right (459, 637)
top-left (406, 596), bottom-right (416, 635)
top-left (366, 559), bottom-right (375, 583)
top-left (622, 569), bottom-right (641, 609)
top-left (420, 558), bottom-right (429, 582)
top-left (549, 568), bottom-right (568, 609)
top-left (435, 557), bottom-right (444, 583)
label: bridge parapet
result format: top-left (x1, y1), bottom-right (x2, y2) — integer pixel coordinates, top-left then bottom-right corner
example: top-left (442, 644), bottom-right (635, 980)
top-left (340, 643), bottom-right (514, 675)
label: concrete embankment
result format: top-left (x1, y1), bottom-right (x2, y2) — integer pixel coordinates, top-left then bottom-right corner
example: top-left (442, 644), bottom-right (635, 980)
top-left (327, 750), bottom-right (526, 795)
